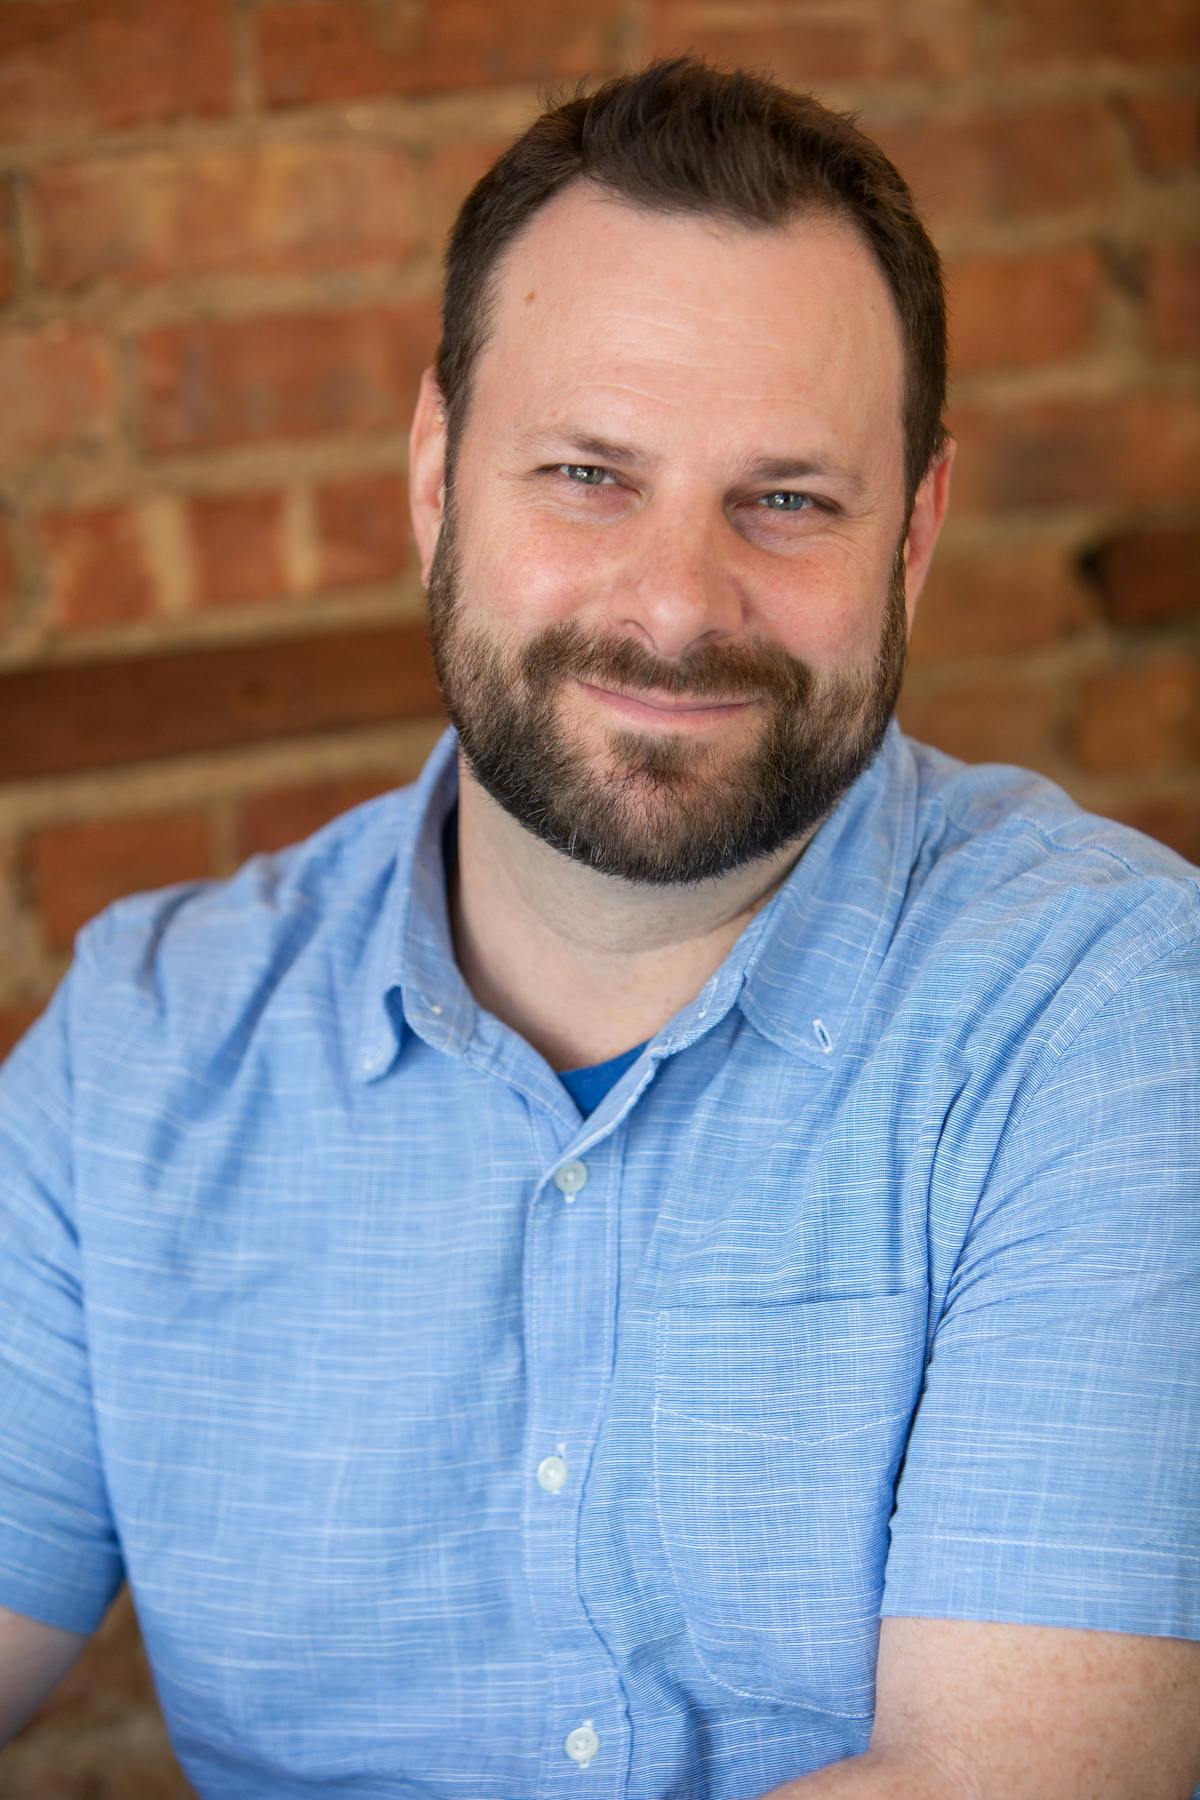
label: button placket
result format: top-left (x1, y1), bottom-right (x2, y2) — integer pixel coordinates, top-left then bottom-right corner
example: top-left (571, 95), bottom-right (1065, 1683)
top-left (537, 1446), bottom-right (569, 1493)
top-left (553, 1159), bottom-right (589, 1201)
top-left (564, 1720), bottom-right (600, 1766)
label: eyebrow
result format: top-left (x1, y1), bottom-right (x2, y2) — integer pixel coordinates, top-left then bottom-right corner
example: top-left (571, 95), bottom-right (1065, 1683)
top-left (518, 428), bottom-right (865, 494)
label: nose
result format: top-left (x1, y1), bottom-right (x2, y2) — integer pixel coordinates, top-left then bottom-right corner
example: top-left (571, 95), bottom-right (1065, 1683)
top-left (608, 498), bottom-right (747, 663)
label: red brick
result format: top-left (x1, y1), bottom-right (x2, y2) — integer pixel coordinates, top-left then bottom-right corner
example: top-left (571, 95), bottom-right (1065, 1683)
top-left (0, 181), bottom-right (15, 303)
top-left (28, 808), bottom-right (213, 952)
top-left (1116, 93), bottom-right (1200, 175)
top-left (0, 0), bottom-right (232, 146)
top-left (0, 514), bottom-right (14, 607)
top-left (32, 142), bottom-right (423, 291)
top-left (0, 324), bottom-right (118, 464)
top-left (1104, 791), bottom-right (1200, 865)
top-left (138, 303), bottom-right (438, 454)
top-left (187, 491), bottom-right (288, 609)
top-left (236, 772), bottom-right (397, 858)
top-left (648, 0), bottom-right (973, 81)
top-left (39, 503), bottom-right (159, 629)
top-left (897, 673), bottom-right (1064, 772)
top-left (1075, 655), bottom-right (1200, 773)
top-left (1085, 525), bottom-right (1200, 627)
top-left (909, 544), bottom-right (1093, 662)
top-left (425, 136), bottom-right (513, 252)
top-left (0, 996), bottom-right (43, 1064)
top-left (950, 395), bottom-right (1200, 515)
top-left (1146, 246), bottom-right (1200, 355)
top-left (315, 471), bottom-right (408, 589)
top-left (872, 101), bottom-right (1122, 231)
top-left (257, 0), bottom-right (622, 109)
top-left (994, 0), bottom-right (1199, 68)
top-left (947, 247), bottom-right (1106, 373)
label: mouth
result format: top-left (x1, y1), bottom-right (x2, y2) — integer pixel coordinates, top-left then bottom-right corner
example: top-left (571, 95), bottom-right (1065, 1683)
top-left (575, 680), bottom-right (756, 730)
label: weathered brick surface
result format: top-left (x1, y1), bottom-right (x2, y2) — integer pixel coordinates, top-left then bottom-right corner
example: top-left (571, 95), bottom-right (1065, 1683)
top-left (909, 543), bottom-right (1093, 661)
top-left (647, 0), bottom-right (975, 82)
top-left (0, 325), bottom-right (118, 464)
top-left (40, 503), bottom-right (160, 628)
top-left (236, 770), bottom-right (398, 857)
top-left (871, 100), bottom-right (1123, 230)
top-left (991, 0), bottom-right (1199, 67)
top-left (315, 470), bottom-right (409, 588)
top-left (1105, 790), bottom-right (1200, 865)
top-left (0, 181), bottom-right (16, 303)
top-left (138, 304), bottom-right (437, 453)
top-left (1146, 246), bottom-right (1200, 355)
top-left (897, 674), bottom-right (1065, 774)
top-left (0, 512), bottom-right (15, 614)
top-left (28, 807), bottom-right (214, 951)
top-left (0, 0), bottom-right (233, 145)
top-left (1075, 654), bottom-right (1200, 773)
top-left (187, 490), bottom-right (289, 608)
top-left (32, 142), bottom-right (424, 291)
top-left (1116, 92), bottom-right (1200, 175)
top-left (256, 0), bottom-right (625, 108)
top-left (947, 247), bottom-right (1106, 373)
top-left (950, 395), bottom-right (1200, 514)
top-left (1085, 524), bottom-right (1200, 626)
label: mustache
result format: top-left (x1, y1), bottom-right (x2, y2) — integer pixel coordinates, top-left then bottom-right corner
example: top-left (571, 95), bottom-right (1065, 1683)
top-left (518, 619), bottom-right (814, 706)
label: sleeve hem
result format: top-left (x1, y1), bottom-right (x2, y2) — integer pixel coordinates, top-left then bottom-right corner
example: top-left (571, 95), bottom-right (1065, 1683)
top-left (882, 1529), bottom-right (1200, 1642)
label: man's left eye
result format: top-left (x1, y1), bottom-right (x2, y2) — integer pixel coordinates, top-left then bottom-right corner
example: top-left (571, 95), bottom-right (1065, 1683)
top-left (756, 491), bottom-right (814, 511)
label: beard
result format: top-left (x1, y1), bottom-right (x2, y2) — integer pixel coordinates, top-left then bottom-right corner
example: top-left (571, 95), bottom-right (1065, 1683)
top-left (426, 499), bottom-right (909, 887)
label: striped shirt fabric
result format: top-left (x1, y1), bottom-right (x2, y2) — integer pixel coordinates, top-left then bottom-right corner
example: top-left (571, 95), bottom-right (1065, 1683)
top-left (1, 721), bottom-right (1198, 1799)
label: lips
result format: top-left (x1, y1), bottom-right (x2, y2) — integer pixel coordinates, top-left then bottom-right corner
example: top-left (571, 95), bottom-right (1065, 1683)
top-left (577, 680), bottom-right (754, 726)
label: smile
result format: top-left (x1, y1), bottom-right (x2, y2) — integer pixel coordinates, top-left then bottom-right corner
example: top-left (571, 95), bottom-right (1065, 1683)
top-left (576, 681), bottom-right (756, 729)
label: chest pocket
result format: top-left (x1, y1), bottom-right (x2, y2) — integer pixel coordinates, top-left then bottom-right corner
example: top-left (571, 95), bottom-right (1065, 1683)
top-left (651, 1289), bottom-right (927, 1716)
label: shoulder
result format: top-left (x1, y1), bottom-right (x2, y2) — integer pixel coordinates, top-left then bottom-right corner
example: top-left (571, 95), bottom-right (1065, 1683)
top-left (901, 736), bottom-right (1200, 986)
top-left (71, 780), bottom-right (420, 1043)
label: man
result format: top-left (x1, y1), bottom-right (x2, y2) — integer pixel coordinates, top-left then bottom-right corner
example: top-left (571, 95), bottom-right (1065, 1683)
top-left (1, 57), bottom-right (1198, 1799)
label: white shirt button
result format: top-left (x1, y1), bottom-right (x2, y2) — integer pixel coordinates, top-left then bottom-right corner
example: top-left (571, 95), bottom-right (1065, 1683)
top-left (553, 1159), bottom-right (589, 1199)
top-left (564, 1720), bottom-right (600, 1766)
top-left (536, 1453), bottom-right (568, 1493)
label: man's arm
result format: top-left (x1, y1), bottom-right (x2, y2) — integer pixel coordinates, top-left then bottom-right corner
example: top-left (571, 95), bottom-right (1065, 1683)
top-left (759, 1617), bottom-right (1200, 1799)
top-left (0, 1603), bottom-right (88, 1746)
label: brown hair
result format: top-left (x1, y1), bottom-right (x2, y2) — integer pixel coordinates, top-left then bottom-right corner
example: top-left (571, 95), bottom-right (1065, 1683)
top-left (435, 56), bottom-right (948, 509)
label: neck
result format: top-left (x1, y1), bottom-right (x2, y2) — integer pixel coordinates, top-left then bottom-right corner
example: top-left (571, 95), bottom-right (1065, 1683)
top-left (448, 757), bottom-right (810, 1071)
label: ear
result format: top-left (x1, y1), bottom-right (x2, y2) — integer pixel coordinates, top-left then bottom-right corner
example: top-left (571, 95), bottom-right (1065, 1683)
top-left (901, 437), bottom-right (956, 632)
top-left (408, 366), bottom-right (448, 586)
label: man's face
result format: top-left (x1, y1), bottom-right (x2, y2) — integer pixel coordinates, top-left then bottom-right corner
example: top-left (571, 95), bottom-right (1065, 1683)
top-left (419, 185), bottom-right (932, 886)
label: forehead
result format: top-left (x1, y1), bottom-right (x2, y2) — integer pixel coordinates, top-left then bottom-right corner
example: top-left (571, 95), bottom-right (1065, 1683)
top-left (468, 182), bottom-right (906, 477)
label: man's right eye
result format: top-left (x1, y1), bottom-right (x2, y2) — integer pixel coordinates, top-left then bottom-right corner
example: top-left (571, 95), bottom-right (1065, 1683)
top-left (558, 464), bottom-right (614, 486)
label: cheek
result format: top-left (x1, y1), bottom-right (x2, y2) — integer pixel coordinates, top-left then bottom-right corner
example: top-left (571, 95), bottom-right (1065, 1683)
top-left (461, 507), bottom-right (610, 631)
top-left (756, 548), bottom-right (895, 670)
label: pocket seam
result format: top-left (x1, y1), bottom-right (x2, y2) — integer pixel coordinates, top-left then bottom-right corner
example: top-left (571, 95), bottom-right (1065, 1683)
top-left (651, 1315), bottom-right (877, 1716)
top-left (655, 1400), bottom-right (914, 1450)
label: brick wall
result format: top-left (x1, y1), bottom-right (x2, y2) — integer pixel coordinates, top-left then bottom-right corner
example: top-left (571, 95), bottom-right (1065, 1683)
top-left (1, 0), bottom-right (1197, 1789)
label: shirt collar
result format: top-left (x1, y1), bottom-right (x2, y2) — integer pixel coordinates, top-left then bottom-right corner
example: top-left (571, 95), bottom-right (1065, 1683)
top-left (354, 726), bottom-right (466, 1082)
top-left (733, 721), bottom-right (920, 1064)
top-left (354, 720), bottom-right (919, 1083)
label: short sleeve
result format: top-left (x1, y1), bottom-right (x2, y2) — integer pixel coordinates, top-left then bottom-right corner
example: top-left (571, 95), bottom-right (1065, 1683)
top-left (882, 940), bottom-right (1200, 1641)
top-left (0, 937), bottom-right (125, 1634)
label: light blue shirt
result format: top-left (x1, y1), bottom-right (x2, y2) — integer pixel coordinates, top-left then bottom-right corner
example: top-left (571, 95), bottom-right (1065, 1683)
top-left (2, 722), bottom-right (1198, 1799)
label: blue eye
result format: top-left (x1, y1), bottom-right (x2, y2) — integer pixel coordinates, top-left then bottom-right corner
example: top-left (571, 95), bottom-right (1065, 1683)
top-left (561, 464), bottom-right (612, 486)
top-left (757, 491), bottom-right (813, 511)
